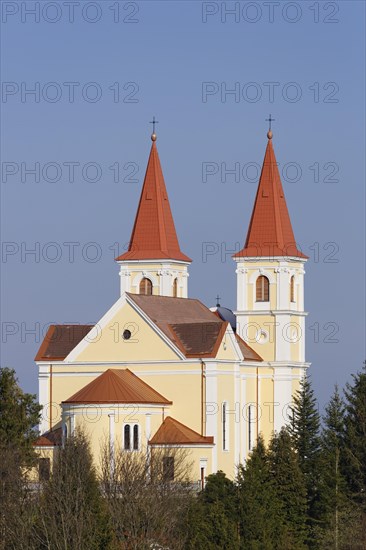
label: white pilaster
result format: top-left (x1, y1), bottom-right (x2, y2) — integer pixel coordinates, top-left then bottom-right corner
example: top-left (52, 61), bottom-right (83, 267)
top-left (275, 313), bottom-right (291, 362)
top-left (70, 413), bottom-right (75, 435)
top-left (234, 367), bottom-right (240, 465)
top-left (236, 264), bottom-right (248, 311)
top-left (273, 367), bottom-right (293, 433)
top-left (240, 376), bottom-right (247, 461)
top-left (108, 412), bottom-right (115, 476)
top-left (38, 365), bottom-right (50, 434)
top-left (204, 363), bottom-right (218, 472)
top-left (119, 265), bottom-right (131, 295)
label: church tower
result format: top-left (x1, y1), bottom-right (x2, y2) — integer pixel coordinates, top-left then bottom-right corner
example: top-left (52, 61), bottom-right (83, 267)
top-left (116, 129), bottom-right (191, 298)
top-left (233, 126), bottom-right (309, 433)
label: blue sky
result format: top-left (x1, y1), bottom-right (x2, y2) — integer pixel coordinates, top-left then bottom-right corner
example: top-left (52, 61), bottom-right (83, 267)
top-left (1, 0), bottom-right (365, 412)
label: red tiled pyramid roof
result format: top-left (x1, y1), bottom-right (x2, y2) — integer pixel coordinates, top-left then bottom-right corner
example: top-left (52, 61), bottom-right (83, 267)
top-left (34, 427), bottom-right (62, 447)
top-left (116, 140), bottom-right (191, 262)
top-left (234, 136), bottom-right (307, 259)
top-left (149, 416), bottom-right (214, 445)
top-left (62, 368), bottom-right (172, 405)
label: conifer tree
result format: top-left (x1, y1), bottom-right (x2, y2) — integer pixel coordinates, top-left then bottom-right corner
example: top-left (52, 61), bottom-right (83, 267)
top-left (343, 362), bottom-right (366, 509)
top-left (289, 374), bottom-right (321, 526)
top-left (0, 367), bottom-right (42, 461)
top-left (201, 470), bottom-right (238, 521)
top-left (237, 435), bottom-right (289, 549)
top-left (186, 470), bottom-right (239, 549)
top-left (268, 428), bottom-right (308, 548)
top-left (316, 385), bottom-right (362, 548)
top-left (186, 499), bottom-right (239, 550)
top-left (0, 367), bottom-right (42, 549)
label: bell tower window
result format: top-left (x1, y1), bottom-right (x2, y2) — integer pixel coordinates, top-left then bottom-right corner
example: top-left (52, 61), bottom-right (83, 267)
top-left (290, 275), bottom-right (295, 302)
top-left (139, 277), bottom-right (153, 295)
top-left (172, 278), bottom-right (178, 297)
top-left (256, 275), bottom-right (269, 302)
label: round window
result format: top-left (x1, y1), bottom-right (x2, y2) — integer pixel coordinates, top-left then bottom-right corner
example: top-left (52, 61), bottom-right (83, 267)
top-left (123, 329), bottom-right (132, 340)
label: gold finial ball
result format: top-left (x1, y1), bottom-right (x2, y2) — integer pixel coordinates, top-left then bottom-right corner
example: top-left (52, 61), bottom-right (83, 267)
top-left (151, 133), bottom-right (157, 142)
top-left (267, 130), bottom-right (273, 139)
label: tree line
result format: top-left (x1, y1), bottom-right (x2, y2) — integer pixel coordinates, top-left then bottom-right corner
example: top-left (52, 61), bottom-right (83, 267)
top-left (1, 364), bottom-right (365, 549)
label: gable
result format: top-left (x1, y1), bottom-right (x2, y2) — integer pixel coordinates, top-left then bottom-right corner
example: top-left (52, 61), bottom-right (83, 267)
top-left (66, 298), bottom-right (182, 363)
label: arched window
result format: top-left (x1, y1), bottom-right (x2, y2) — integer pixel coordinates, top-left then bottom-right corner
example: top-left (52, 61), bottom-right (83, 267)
top-left (124, 425), bottom-right (131, 450)
top-left (256, 275), bottom-right (269, 302)
top-left (172, 278), bottom-right (178, 298)
top-left (139, 277), bottom-right (152, 295)
top-left (133, 424), bottom-right (139, 450)
top-left (290, 275), bottom-right (295, 302)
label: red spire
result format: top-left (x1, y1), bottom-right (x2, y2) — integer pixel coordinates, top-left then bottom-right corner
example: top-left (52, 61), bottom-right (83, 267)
top-left (235, 134), bottom-right (307, 259)
top-left (116, 138), bottom-right (191, 262)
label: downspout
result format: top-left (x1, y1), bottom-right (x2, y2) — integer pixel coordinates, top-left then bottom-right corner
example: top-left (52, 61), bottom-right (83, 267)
top-left (201, 360), bottom-right (206, 436)
top-left (49, 364), bottom-right (53, 431)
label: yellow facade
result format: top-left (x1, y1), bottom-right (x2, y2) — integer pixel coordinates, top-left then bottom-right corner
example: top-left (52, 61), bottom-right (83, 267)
top-left (34, 135), bottom-right (309, 484)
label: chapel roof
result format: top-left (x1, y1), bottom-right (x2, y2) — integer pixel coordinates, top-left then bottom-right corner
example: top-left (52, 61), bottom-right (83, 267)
top-left (149, 416), bottom-right (214, 446)
top-left (63, 368), bottom-right (172, 405)
top-left (34, 427), bottom-right (62, 447)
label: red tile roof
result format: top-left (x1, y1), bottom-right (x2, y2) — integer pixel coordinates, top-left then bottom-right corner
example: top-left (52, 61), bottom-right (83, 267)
top-left (234, 136), bottom-right (307, 259)
top-left (63, 368), bottom-right (172, 405)
top-left (127, 293), bottom-right (228, 358)
top-left (34, 298), bottom-right (263, 362)
top-left (168, 321), bottom-right (228, 357)
top-left (149, 416), bottom-right (214, 446)
top-left (235, 333), bottom-right (263, 362)
top-left (34, 427), bottom-right (62, 447)
top-left (116, 140), bottom-right (191, 263)
top-left (35, 325), bottom-right (93, 362)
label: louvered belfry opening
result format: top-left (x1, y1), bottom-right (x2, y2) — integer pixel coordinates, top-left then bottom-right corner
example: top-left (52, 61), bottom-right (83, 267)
top-left (256, 275), bottom-right (269, 302)
top-left (139, 277), bottom-right (153, 295)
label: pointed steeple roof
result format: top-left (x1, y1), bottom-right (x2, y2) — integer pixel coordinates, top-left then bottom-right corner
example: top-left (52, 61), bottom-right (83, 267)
top-left (234, 132), bottom-right (307, 259)
top-left (116, 136), bottom-right (191, 262)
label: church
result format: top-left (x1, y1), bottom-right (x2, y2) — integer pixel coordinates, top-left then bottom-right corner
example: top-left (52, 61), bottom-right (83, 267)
top-left (34, 123), bottom-right (309, 484)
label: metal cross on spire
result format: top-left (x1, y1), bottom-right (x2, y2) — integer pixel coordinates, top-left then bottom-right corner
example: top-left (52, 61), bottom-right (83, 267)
top-left (266, 114), bottom-right (275, 131)
top-left (265, 114), bottom-right (275, 139)
top-left (150, 116), bottom-right (159, 134)
top-left (216, 294), bottom-right (221, 307)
